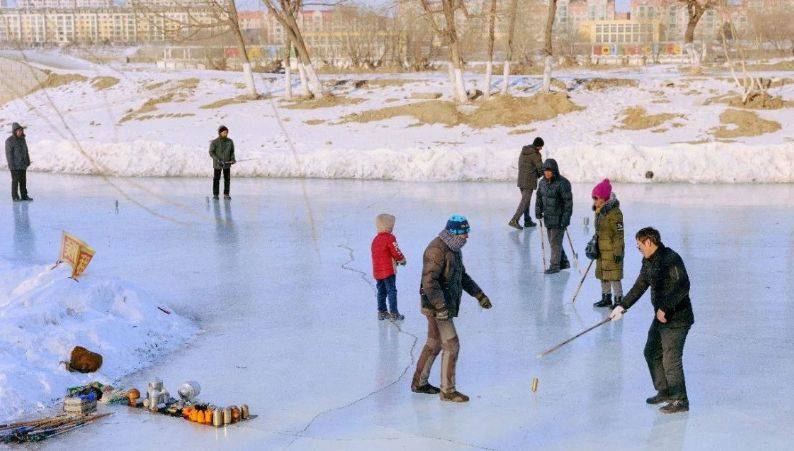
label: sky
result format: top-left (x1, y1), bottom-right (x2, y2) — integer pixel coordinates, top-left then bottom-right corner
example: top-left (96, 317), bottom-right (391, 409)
top-left (1, 0), bottom-right (635, 14)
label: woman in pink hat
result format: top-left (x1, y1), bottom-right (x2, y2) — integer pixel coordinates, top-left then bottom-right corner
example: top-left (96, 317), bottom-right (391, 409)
top-left (591, 179), bottom-right (625, 308)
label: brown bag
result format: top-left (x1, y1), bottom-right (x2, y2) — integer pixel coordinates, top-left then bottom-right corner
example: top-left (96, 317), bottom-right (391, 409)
top-left (68, 346), bottom-right (103, 373)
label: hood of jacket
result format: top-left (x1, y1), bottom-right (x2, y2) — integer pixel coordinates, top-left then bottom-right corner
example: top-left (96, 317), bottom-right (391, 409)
top-left (11, 123), bottom-right (24, 136)
top-left (541, 158), bottom-right (560, 177)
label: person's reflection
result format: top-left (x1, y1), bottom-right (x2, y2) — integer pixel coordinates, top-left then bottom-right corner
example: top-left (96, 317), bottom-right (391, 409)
top-left (13, 202), bottom-right (35, 262)
top-left (647, 409), bottom-right (689, 449)
top-left (213, 199), bottom-right (238, 246)
top-left (375, 322), bottom-right (399, 420)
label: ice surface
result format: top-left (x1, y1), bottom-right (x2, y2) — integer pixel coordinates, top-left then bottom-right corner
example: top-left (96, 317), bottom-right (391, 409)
top-left (0, 173), bottom-right (792, 449)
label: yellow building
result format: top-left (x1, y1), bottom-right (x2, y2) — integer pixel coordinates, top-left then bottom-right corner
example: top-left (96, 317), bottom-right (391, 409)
top-left (0, 7), bottom-right (218, 44)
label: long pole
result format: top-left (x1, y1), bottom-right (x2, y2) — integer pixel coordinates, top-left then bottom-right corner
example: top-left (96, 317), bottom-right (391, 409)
top-left (571, 259), bottom-right (594, 303)
top-left (539, 219), bottom-right (547, 270)
top-left (538, 316), bottom-right (611, 358)
top-left (566, 229), bottom-right (581, 275)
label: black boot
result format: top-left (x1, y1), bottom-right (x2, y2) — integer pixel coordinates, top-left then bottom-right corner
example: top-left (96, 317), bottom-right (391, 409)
top-left (646, 390), bottom-right (671, 405)
top-left (560, 260), bottom-right (570, 270)
top-left (524, 219), bottom-right (537, 228)
top-left (412, 383), bottom-right (440, 395)
top-left (508, 219), bottom-right (523, 230)
top-left (613, 296), bottom-right (623, 309)
top-left (593, 293), bottom-right (612, 308)
top-left (659, 399), bottom-right (689, 413)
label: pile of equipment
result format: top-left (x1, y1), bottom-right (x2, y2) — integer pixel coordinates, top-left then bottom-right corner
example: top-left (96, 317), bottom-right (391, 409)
top-left (126, 379), bottom-right (254, 427)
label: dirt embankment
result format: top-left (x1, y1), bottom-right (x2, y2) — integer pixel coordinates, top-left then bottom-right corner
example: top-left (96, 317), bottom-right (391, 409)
top-left (121, 78), bottom-right (200, 123)
top-left (618, 107), bottom-right (685, 130)
top-left (342, 92), bottom-right (583, 128)
top-left (712, 109), bottom-right (781, 139)
top-left (282, 95), bottom-right (366, 109)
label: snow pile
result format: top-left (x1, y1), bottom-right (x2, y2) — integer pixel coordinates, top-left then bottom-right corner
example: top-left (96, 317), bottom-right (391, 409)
top-left (0, 259), bottom-right (198, 422)
top-left (26, 139), bottom-right (794, 183)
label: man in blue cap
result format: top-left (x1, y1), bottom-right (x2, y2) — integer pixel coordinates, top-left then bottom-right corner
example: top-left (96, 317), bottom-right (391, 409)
top-left (411, 215), bottom-right (492, 403)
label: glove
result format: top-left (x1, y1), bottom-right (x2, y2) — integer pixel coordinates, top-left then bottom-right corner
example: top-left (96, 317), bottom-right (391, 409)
top-left (435, 309), bottom-right (449, 321)
top-left (614, 255), bottom-right (623, 263)
top-left (609, 306), bottom-right (625, 322)
top-left (476, 293), bottom-right (492, 309)
top-left (536, 213), bottom-right (543, 220)
top-left (396, 259), bottom-right (407, 266)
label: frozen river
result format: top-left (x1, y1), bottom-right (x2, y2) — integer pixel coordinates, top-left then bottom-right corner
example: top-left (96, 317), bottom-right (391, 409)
top-left (2, 174), bottom-right (792, 450)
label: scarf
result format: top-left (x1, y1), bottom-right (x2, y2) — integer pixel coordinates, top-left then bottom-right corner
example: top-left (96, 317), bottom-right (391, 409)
top-left (439, 229), bottom-right (467, 251)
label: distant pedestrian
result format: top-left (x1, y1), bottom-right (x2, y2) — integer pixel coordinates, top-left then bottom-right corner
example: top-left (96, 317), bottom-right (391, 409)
top-left (508, 137), bottom-right (544, 230)
top-left (371, 213), bottom-right (407, 321)
top-left (209, 125), bottom-right (235, 199)
top-left (5, 123), bottom-right (32, 202)
top-left (590, 179), bottom-right (625, 308)
top-left (535, 159), bottom-right (572, 274)
top-left (411, 215), bottom-right (492, 403)
top-left (610, 227), bottom-right (694, 414)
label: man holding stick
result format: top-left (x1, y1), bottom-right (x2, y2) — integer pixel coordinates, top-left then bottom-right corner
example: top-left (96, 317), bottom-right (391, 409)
top-left (535, 159), bottom-right (572, 274)
top-left (209, 125), bottom-right (236, 200)
top-left (610, 227), bottom-right (694, 414)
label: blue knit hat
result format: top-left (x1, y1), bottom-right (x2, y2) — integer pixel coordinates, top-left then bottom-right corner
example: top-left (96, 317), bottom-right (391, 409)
top-left (446, 215), bottom-right (470, 235)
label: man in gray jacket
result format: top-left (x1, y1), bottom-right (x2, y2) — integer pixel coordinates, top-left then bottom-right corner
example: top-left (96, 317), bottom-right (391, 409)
top-left (5, 123), bottom-right (32, 202)
top-left (209, 125), bottom-right (235, 200)
top-left (508, 137), bottom-right (544, 230)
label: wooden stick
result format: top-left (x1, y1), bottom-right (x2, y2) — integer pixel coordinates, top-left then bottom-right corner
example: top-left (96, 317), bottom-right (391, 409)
top-left (539, 219), bottom-right (547, 270)
top-left (571, 259), bottom-right (594, 304)
top-left (538, 317), bottom-right (611, 358)
top-left (566, 229), bottom-right (582, 275)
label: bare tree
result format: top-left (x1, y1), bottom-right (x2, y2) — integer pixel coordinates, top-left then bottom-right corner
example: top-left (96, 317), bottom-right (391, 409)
top-left (541, 0), bottom-right (558, 92)
top-left (483, 0), bottom-right (498, 100)
top-left (745, 5), bottom-right (794, 56)
top-left (128, 0), bottom-right (259, 97)
top-left (419, 0), bottom-right (471, 103)
top-left (225, 0), bottom-right (259, 98)
top-left (501, 0), bottom-right (518, 95)
top-left (260, 0), bottom-right (324, 98)
top-left (680, 0), bottom-right (715, 66)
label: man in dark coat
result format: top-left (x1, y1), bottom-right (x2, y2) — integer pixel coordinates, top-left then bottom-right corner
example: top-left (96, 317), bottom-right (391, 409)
top-left (535, 158), bottom-right (572, 274)
top-left (209, 125), bottom-right (235, 199)
top-left (411, 215), bottom-right (492, 403)
top-left (5, 123), bottom-right (32, 202)
top-left (508, 137), bottom-right (544, 230)
top-left (610, 227), bottom-right (694, 414)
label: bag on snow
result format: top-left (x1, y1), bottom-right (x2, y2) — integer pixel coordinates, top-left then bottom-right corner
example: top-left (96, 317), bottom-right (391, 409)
top-left (585, 235), bottom-right (599, 260)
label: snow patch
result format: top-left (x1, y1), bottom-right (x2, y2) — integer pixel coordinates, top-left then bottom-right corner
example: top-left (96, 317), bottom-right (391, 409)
top-left (0, 259), bottom-right (198, 422)
top-left (19, 139), bottom-right (794, 183)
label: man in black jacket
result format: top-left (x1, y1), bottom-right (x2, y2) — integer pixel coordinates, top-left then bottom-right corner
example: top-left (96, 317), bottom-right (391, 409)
top-left (508, 137), bottom-right (544, 230)
top-left (535, 158), bottom-right (572, 274)
top-left (610, 227), bottom-right (694, 414)
top-left (5, 123), bottom-right (32, 202)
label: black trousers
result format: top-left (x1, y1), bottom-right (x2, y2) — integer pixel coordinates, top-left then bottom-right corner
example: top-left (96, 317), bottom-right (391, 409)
top-left (10, 169), bottom-right (27, 200)
top-left (212, 167), bottom-right (231, 196)
top-left (644, 322), bottom-right (691, 401)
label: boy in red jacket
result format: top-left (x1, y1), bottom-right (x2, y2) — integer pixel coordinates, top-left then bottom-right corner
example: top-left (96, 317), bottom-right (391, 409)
top-left (372, 213), bottom-right (407, 320)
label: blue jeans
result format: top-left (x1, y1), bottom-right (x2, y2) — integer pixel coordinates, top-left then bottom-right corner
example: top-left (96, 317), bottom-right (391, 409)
top-left (376, 275), bottom-right (398, 313)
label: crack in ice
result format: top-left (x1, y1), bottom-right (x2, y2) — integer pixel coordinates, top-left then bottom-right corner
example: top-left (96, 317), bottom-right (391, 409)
top-left (282, 244), bottom-right (421, 449)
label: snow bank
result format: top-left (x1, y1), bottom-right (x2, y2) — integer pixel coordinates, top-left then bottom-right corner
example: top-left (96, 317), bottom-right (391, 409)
top-left (0, 259), bottom-right (198, 422)
top-left (23, 139), bottom-right (794, 183)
